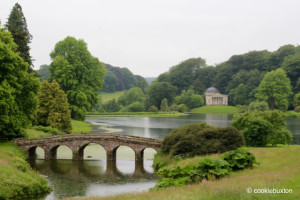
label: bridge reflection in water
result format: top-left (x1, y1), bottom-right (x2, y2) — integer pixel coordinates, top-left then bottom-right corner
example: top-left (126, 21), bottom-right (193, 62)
top-left (28, 159), bottom-right (157, 199)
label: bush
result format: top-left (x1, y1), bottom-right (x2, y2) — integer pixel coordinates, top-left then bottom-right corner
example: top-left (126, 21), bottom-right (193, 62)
top-left (177, 104), bottom-right (188, 113)
top-left (161, 123), bottom-right (245, 156)
top-left (126, 102), bottom-right (145, 112)
top-left (222, 149), bottom-right (258, 170)
top-left (249, 101), bottom-right (269, 111)
top-left (231, 111), bottom-right (292, 147)
top-left (295, 106), bottom-right (300, 113)
top-left (148, 105), bottom-right (159, 112)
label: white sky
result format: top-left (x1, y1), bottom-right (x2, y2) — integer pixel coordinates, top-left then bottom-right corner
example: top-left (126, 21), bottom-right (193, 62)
top-left (1, 0), bottom-right (300, 77)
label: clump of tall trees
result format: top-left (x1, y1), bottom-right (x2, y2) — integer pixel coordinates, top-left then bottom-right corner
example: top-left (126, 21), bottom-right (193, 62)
top-left (35, 80), bottom-right (72, 134)
top-left (0, 23), bottom-right (39, 140)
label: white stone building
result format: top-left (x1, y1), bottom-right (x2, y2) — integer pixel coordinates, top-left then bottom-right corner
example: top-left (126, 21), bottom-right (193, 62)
top-left (205, 87), bottom-right (228, 106)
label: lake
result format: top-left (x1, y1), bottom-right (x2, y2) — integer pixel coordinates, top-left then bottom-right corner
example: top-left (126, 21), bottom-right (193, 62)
top-left (32, 113), bottom-right (300, 200)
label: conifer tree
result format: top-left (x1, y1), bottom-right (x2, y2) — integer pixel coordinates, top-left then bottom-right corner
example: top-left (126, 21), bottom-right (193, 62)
top-left (35, 80), bottom-right (72, 134)
top-left (6, 3), bottom-right (33, 72)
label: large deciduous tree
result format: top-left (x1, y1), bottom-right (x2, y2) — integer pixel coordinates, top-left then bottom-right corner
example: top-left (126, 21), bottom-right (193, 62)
top-left (35, 80), bottom-right (72, 134)
top-left (0, 25), bottom-right (39, 140)
top-left (256, 68), bottom-right (292, 111)
top-left (50, 36), bottom-right (106, 120)
top-left (146, 82), bottom-right (177, 109)
top-left (6, 3), bottom-right (33, 72)
top-left (282, 53), bottom-right (300, 91)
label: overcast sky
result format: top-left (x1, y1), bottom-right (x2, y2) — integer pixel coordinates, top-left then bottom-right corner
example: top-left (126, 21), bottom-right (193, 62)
top-left (1, 0), bottom-right (300, 77)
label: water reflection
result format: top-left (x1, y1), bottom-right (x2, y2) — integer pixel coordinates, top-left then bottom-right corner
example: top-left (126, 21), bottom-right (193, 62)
top-left (29, 159), bottom-right (156, 199)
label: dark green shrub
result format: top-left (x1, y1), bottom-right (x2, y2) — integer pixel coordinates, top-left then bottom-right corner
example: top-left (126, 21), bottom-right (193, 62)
top-left (126, 102), bottom-right (145, 112)
top-left (177, 104), bottom-right (188, 112)
top-left (162, 123), bottom-right (245, 156)
top-left (231, 111), bottom-right (292, 147)
top-left (148, 105), bottom-right (159, 112)
top-left (222, 149), bottom-right (258, 170)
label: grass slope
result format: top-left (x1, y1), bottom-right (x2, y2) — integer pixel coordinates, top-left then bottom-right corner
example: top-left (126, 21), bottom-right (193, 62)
top-left (100, 91), bottom-right (125, 103)
top-left (71, 119), bottom-right (93, 133)
top-left (0, 142), bottom-right (51, 199)
top-left (64, 146), bottom-right (300, 200)
top-left (191, 105), bottom-right (239, 114)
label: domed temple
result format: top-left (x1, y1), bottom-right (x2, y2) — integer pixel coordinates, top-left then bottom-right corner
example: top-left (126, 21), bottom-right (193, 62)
top-left (205, 87), bottom-right (228, 106)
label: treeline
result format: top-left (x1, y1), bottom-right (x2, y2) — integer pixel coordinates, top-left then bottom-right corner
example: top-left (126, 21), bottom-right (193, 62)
top-left (36, 63), bottom-right (148, 93)
top-left (155, 45), bottom-right (300, 108)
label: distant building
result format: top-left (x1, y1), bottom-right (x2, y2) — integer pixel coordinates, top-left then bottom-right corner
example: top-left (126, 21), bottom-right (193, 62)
top-left (205, 87), bottom-right (228, 106)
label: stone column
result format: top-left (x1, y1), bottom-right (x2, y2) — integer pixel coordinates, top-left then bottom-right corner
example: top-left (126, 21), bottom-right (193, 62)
top-left (107, 150), bottom-right (117, 161)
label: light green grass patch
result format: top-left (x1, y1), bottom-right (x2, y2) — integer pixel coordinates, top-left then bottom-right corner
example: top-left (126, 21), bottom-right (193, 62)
top-left (100, 91), bottom-right (125, 103)
top-left (64, 145), bottom-right (300, 200)
top-left (25, 128), bottom-right (52, 138)
top-left (71, 119), bottom-right (93, 133)
top-left (190, 105), bottom-right (239, 114)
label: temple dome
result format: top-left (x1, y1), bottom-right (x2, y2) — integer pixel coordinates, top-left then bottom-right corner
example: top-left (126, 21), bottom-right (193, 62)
top-left (205, 87), bottom-right (220, 94)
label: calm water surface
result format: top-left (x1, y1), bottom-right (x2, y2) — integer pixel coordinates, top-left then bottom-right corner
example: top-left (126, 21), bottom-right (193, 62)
top-left (32, 113), bottom-right (300, 200)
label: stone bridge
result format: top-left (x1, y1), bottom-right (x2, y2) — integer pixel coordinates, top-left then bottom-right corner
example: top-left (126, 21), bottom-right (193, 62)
top-left (14, 133), bottom-right (162, 162)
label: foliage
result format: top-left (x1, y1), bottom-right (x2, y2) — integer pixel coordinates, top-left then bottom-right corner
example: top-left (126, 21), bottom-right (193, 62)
top-left (161, 123), bottom-right (245, 156)
top-left (248, 101), bottom-right (269, 111)
top-left (118, 87), bottom-right (145, 106)
top-left (35, 80), bottom-right (72, 133)
top-left (295, 106), bottom-right (300, 113)
top-left (32, 126), bottom-right (62, 135)
top-left (293, 93), bottom-right (300, 107)
top-left (103, 63), bottom-right (147, 92)
top-left (231, 111), bottom-right (292, 147)
top-left (282, 53), bottom-right (300, 90)
top-left (103, 99), bottom-right (121, 112)
top-left (49, 36), bottom-right (106, 120)
top-left (36, 64), bottom-right (51, 81)
top-left (148, 105), bottom-right (159, 112)
top-left (0, 142), bottom-right (51, 199)
top-left (146, 82), bottom-right (177, 109)
top-left (0, 24), bottom-right (40, 140)
top-left (232, 83), bottom-right (248, 105)
top-left (160, 98), bottom-right (169, 112)
top-left (126, 102), bottom-right (145, 112)
top-left (177, 104), bottom-right (188, 113)
top-left (222, 149), bottom-right (258, 170)
top-left (256, 68), bottom-right (292, 111)
top-left (5, 3), bottom-right (33, 72)
top-left (152, 156), bottom-right (233, 190)
top-left (175, 89), bottom-right (204, 109)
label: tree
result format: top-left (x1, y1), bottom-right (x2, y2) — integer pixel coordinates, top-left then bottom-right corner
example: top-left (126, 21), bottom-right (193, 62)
top-left (175, 89), bottom-right (204, 109)
top-left (233, 84), bottom-right (248, 105)
top-left (118, 87), bottom-right (145, 106)
top-left (102, 70), bottom-right (119, 92)
top-left (231, 111), bottom-right (292, 147)
top-left (36, 64), bottom-right (51, 82)
top-left (0, 24), bottom-right (39, 140)
top-left (256, 68), bottom-right (292, 111)
top-left (50, 36), bottom-right (106, 120)
top-left (282, 53), bottom-right (300, 90)
top-left (103, 99), bottom-right (121, 112)
top-left (294, 93), bottom-right (300, 107)
top-left (6, 3), bottom-right (33, 72)
top-left (35, 80), bottom-right (72, 133)
top-left (146, 82), bottom-right (177, 109)
top-left (249, 101), bottom-right (269, 111)
top-left (160, 98), bottom-right (169, 112)
top-left (126, 102), bottom-right (145, 112)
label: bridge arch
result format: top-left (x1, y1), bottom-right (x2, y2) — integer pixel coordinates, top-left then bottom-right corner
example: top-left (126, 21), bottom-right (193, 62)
top-left (49, 144), bottom-right (73, 160)
top-left (77, 142), bottom-right (107, 160)
top-left (28, 146), bottom-right (46, 159)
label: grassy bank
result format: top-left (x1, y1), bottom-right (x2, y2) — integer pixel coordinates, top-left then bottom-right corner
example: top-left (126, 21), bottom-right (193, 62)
top-left (25, 120), bottom-right (93, 139)
top-left (0, 142), bottom-right (51, 199)
top-left (190, 106), bottom-right (239, 114)
top-left (64, 145), bottom-right (300, 200)
top-left (99, 91), bottom-right (125, 103)
top-left (87, 111), bottom-right (185, 117)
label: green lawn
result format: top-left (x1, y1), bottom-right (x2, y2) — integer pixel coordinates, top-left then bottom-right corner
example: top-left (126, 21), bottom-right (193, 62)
top-left (64, 145), bottom-right (300, 200)
top-left (190, 105), bottom-right (239, 114)
top-left (99, 91), bottom-right (125, 103)
top-left (71, 119), bottom-right (93, 133)
top-left (0, 142), bottom-right (51, 199)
